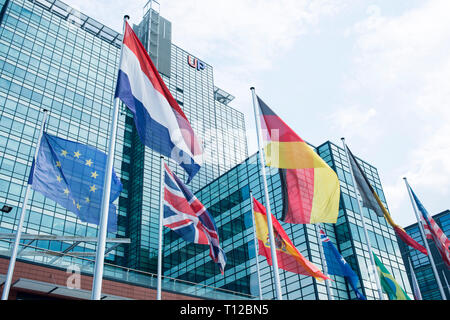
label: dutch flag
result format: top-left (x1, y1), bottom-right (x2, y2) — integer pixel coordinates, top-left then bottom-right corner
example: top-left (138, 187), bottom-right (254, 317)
top-left (115, 22), bottom-right (202, 182)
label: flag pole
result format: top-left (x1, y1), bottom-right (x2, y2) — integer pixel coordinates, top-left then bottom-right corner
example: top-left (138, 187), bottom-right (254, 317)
top-left (316, 224), bottom-right (333, 300)
top-left (157, 156), bottom-right (165, 300)
top-left (249, 191), bottom-right (263, 300)
top-left (341, 138), bottom-right (384, 300)
top-left (403, 177), bottom-right (447, 300)
top-left (1, 109), bottom-right (48, 300)
top-left (442, 270), bottom-right (450, 293)
top-left (250, 87), bottom-right (283, 300)
top-left (407, 256), bottom-right (422, 300)
top-left (91, 15), bottom-right (129, 300)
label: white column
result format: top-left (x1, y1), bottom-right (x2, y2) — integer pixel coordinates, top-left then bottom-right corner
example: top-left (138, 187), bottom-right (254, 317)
top-left (250, 87), bottom-right (283, 300)
top-left (91, 15), bottom-right (129, 300)
top-left (316, 224), bottom-right (333, 300)
top-left (249, 191), bottom-right (263, 300)
top-left (340, 138), bottom-right (384, 300)
top-left (408, 257), bottom-right (422, 300)
top-left (1, 109), bottom-right (48, 300)
top-left (157, 156), bottom-right (165, 300)
top-left (403, 177), bottom-right (447, 300)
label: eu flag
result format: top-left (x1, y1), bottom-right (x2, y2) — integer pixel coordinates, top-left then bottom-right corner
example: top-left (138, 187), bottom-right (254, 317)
top-left (320, 228), bottom-right (366, 300)
top-left (29, 133), bottom-right (123, 232)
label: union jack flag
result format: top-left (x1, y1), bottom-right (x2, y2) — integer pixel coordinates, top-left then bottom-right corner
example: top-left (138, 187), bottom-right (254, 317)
top-left (163, 163), bottom-right (226, 273)
top-left (410, 187), bottom-right (450, 269)
top-left (319, 229), bottom-right (331, 243)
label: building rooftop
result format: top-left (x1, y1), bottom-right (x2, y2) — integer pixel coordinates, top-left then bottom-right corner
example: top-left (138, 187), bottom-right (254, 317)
top-left (30, 0), bottom-right (123, 48)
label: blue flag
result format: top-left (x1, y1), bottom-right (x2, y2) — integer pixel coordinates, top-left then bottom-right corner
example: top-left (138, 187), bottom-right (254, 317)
top-left (319, 228), bottom-right (366, 300)
top-left (29, 133), bottom-right (123, 232)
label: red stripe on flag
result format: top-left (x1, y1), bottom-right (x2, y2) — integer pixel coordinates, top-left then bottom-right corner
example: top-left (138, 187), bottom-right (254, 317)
top-left (257, 239), bottom-right (329, 280)
top-left (260, 114), bottom-right (304, 143)
top-left (122, 22), bottom-right (188, 122)
top-left (190, 198), bottom-right (206, 215)
top-left (165, 219), bottom-right (193, 230)
top-left (281, 168), bottom-right (314, 224)
top-left (164, 188), bottom-right (197, 217)
top-left (394, 226), bottom-right (427, 255)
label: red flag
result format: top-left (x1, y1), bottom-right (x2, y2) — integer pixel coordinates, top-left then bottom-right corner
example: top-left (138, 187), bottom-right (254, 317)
top-left (252, 198), bottom-right (329, 280)
top-left (410, 187), bottom-right (450, 268)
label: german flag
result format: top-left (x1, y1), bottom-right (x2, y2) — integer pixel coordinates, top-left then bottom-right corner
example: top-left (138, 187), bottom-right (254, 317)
top-left (252, 197), bottom-right (329, 280)
top-left (256, 95), bottom-right (340, 224)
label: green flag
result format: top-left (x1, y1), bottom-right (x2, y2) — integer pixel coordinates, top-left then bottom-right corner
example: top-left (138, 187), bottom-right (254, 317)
top-left (373, 253), bottom-right (411, 300)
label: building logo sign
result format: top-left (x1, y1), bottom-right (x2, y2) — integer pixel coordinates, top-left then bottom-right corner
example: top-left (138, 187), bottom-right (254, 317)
top-left (187, 56), bottom-right (205, 71)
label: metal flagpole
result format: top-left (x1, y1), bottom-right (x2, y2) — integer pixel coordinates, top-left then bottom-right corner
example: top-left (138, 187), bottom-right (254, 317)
top-left (250, 87), bottom-right (283, 300)
top-left (316, 224), bottom-right (333, 300)
top-left (1, 109), bottom-right (48, 300)
top-left (408, 256), bottom-right (422, 300)
top-left (249, 191), bottom-right (263, 300)
top-left (91, 15), bottom-right (129, 300)
top-left (442, 270), bottom-right (450, 294)
top-left (403, 177), bottom-right (447, 300)
top-left (157, 156), bottom-right (165, 300)
top-left (340, 138), bottom-right (384, 300)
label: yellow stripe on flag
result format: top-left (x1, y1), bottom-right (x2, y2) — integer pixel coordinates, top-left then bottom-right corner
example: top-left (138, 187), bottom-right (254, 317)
top-left (253, 204), bottom-right (329, 281)
top-left (264, 141), bottom-right (328, 169)
top-left (310, 167), bottom-right (340, 223)
top-left (254, 209), bottom-right (269, 243)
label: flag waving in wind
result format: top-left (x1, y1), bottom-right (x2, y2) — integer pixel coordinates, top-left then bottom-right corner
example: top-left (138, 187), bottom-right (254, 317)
top-left (256, 95), bottom-right (340, 224)
top-left (319, 228), bottom-right (366, 300)
top-left (252, 198), bottom-right (329, 280)
top-left (29, 133), bottom-right (123, 232)
top-left (373, 253), bottom-right (411, 300)
top-left (345, 145), bottom-right (427, 255)
top-left (163, 163), bottom-right (226, 273)
top-left (409, 186), bottom-right (450, 268)
top-left (115, 22), bottom-right (202, 183)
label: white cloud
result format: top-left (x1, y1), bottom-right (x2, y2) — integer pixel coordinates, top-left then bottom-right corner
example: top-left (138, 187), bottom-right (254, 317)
top-left (343, 0), bottom-right (450, 224)
top-left (160, 0), bottom-right (346, 135)
top-left (163, 0), bottom-right (342, 70)
top-left (328, 105), bottom-right (377, 141)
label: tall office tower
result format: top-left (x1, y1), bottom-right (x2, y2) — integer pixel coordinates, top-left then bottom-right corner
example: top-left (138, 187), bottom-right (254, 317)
top-left (123, 1), bottom-right (248, 272)
top-left (0, 0), bottom-right (247, 276)
top-left (398, 209), bottom-right (450, 300)
top-left (165, 142), bottom-right (414, 300)
top-left (0, 0), bottom-right (127, 266)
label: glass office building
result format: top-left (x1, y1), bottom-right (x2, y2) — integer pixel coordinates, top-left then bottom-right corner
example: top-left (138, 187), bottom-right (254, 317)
top-left (164, 142), bottom-right (414, 300)
top-left (398, 210), bottom-right (450, 300)
top-left (124, 2), bottom-right (248, 272)
top-left (0, 0), bottom-right (127, 265)
top-left (0, 0), bottom-right (413, 300)
top-left (0, 0), bottom-right (247, 276)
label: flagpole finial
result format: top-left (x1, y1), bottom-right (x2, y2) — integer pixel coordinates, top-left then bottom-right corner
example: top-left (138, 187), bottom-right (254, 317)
top-left (340, 137), bottom-right (345, 141)
top-left (403, 177), bottom-right (407, 180)
top-left (124, 15), bottom-right (130, 21)
top-left (250, 87), bottom-right (255, 91)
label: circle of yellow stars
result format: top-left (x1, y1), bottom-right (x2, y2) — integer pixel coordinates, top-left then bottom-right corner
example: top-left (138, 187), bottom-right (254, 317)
top-left (55, 148), bottom-right (99, 211)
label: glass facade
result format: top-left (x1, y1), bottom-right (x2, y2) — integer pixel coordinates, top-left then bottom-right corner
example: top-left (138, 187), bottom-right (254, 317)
top-left (0, 0), bottom-right (414, 301)
top-left (164, 142), bottom-right (413, 300)
top-left (124, 5), bottom-right (248, 272)
top-left (0, 0), bottom-right (247, 277)
top-left (0, 0), bottom-right (127, 265)
top-left (399, 210), bottom-right (450, 300)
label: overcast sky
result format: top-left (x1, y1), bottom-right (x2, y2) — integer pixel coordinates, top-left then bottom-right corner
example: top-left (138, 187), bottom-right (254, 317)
top-left (63, 0), bottom-right (450, 227)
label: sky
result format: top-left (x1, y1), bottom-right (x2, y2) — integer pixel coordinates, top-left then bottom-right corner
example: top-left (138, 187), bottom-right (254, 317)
top-left (62, 0), bottom-right (450, 227)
